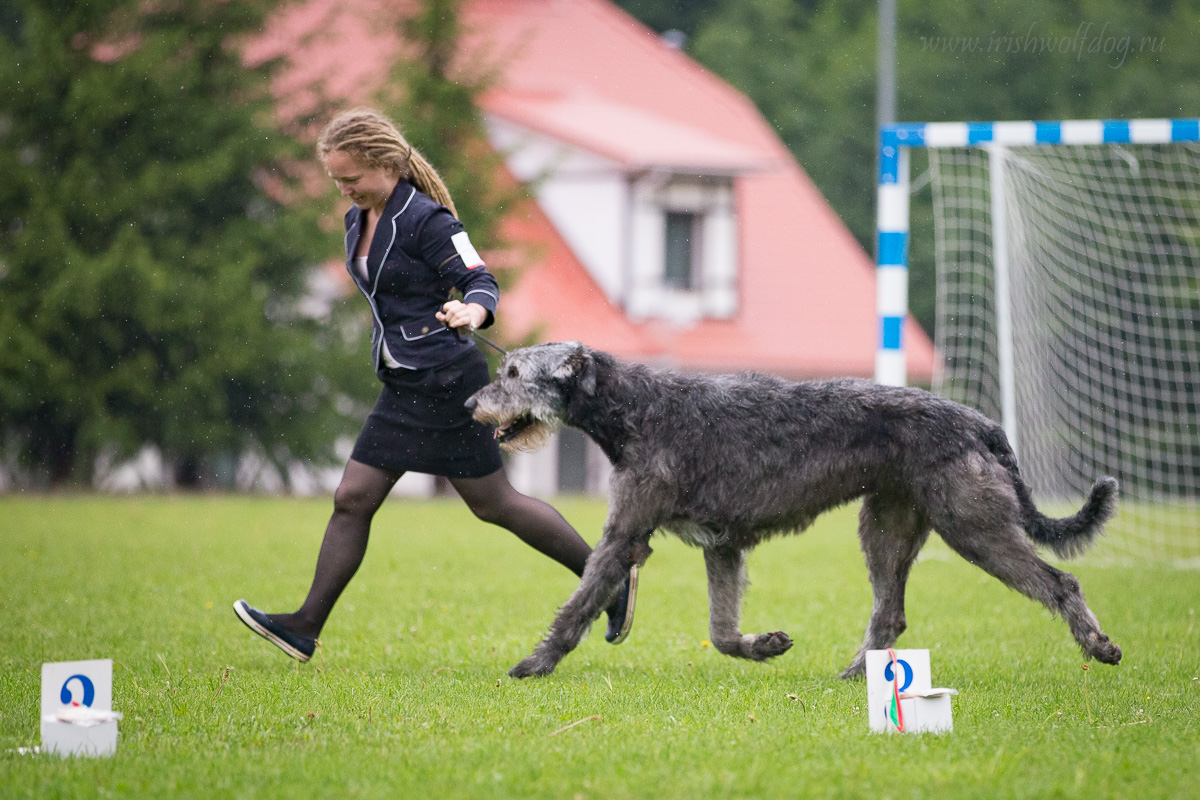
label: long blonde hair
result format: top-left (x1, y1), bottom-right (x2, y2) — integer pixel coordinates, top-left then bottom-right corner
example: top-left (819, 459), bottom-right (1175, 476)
top-left (317, 108), bottom-right (458, 217)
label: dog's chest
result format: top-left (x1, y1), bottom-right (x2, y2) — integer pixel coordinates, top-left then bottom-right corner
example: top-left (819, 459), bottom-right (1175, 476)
top-left (664, 520), bottom-right (727, 548)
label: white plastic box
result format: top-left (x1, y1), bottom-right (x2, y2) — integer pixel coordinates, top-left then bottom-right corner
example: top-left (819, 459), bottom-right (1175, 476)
top-left (40, 659), bottom-right (121, 757)
top-left (866, 649), bottom-right (957, 734)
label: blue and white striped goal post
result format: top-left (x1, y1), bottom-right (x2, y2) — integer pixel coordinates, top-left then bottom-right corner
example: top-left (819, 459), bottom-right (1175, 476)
top-left (873, 117), bottom-right (1200, 387)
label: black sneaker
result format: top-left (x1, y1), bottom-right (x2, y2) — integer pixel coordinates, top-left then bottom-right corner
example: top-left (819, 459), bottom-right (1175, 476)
top-left (604, 565), bottom-right (639, 644)
top-left (233, 600), bottom-right (316, 662)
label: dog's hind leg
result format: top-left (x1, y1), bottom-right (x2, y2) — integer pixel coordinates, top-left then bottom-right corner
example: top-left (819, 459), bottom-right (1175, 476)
top-left (926, 454), bottom-right (1121, 665)
top-left (839, 494), bottom-right (930, 679)
top-left (937, 517), bottom-right (1122, 666)
top-left (704, 546), bottom-right (793, 661)
top-left (509, 526), bottom-right (653, 678)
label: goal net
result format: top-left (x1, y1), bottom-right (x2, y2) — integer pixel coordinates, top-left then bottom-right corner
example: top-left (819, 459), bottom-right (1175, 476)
top-left (925, 131), bottom-right (1200, 566)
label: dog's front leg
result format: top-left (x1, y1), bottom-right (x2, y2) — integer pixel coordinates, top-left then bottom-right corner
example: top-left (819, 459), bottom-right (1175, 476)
top-left (510, 529), bottom-right (652, 678)
top-left (704, 546), bottom-right (793, 661)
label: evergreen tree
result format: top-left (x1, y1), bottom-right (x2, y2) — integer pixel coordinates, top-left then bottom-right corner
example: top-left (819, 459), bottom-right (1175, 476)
top-left (0, 0), bottom-right (347, 486)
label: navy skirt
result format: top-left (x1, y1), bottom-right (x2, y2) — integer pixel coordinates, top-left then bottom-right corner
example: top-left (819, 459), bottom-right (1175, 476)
top-left (350, 347), bottom-right (503, 478)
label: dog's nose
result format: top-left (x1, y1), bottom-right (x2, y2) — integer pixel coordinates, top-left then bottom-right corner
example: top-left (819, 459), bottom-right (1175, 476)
top-left (464, 395), bottom-right (477, 413)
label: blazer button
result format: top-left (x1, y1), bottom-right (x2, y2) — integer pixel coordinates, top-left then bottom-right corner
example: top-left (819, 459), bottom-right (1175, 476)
top-left (421, 326), bottom-right (429, 334)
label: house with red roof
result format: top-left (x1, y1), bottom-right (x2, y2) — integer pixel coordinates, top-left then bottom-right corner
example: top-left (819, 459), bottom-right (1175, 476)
top-left (252, 0), bottom-right (935, 497)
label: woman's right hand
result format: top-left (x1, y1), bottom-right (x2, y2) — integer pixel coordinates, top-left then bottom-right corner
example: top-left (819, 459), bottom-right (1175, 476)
top-left (437, 300), bottom-right (487, 333)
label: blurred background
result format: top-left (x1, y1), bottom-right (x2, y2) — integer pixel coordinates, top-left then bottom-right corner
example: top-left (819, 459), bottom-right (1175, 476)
top-left (0, 0), bottom-right (1195, 496)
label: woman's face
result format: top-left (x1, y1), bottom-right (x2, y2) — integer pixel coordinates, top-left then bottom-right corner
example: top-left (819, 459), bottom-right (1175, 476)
top-left (324, 149), bottom-right (399, 212)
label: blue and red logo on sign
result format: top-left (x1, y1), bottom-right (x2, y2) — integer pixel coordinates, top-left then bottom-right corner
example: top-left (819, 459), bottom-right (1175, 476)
top-left (883, 658), bottom-right (913, 692)
top-left (60, 674), bottom-right (96, 707)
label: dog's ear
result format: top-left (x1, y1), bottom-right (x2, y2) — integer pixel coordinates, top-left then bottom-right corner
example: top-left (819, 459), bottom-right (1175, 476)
top-left (553, 344), bottom-right (596, 395)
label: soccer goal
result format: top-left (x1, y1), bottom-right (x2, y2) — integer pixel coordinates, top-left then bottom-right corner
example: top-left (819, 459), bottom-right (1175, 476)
top-left (875, 118), bottom-right (1200, 566)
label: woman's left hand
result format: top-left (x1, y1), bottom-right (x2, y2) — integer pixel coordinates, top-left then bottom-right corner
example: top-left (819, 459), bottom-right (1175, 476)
top-left (437, 300), bottom-right (488, 333)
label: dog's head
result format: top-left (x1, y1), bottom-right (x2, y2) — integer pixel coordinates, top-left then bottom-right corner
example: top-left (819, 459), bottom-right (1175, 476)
top-left (466, 342), bottom-right (596, 452)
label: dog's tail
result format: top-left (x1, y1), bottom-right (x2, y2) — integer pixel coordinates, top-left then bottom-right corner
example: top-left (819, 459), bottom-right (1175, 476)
top-left (982, 428), bottom-right (1119, 559)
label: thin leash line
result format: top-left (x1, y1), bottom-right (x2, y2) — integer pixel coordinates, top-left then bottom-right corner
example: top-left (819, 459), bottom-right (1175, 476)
top-left (446, 322), bottom-right (509, 356)
top-left (469, 328), bottom-right (509, 356)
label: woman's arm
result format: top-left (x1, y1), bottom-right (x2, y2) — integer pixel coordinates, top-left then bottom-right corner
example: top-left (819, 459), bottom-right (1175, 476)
top-left (417, 208), bottom-right (500, 328)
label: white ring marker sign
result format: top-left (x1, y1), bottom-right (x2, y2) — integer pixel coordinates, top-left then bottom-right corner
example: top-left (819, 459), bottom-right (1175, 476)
top-left (866, 649), bottom-right (958, 734)
top-left (41, 659), bottom-right (122, 757)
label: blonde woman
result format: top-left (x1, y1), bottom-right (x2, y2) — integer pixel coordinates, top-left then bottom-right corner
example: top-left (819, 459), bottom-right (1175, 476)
top-left (234, 108), bottom-right (636, 662)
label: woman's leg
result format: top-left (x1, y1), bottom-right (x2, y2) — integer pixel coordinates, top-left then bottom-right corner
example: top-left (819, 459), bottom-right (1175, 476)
top-left (450, 468), bottom-right (637, 643)
top-left (449, 468), bottom-right (592, 576)
top-left (269, 459), bottom-right (400, 638)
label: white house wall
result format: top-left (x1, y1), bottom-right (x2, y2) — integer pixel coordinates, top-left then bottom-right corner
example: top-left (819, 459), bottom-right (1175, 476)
top-left (485, 117), bottom-right (627, 303)
top-left (504, 442), bottom-right (559, 499)
top-left (628, 174), bottom-right (738, 323)
top-left (503, 431), bottom-right (611, 499)
top-left (485, 116), bottom-right (740, 327)
top-left (627, 177), bottom-right (669, 320)
top-left (702, 190), bottom-right (738, 318)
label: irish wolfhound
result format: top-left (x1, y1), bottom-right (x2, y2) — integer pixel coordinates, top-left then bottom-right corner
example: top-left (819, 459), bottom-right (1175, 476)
top-left (465, 342), bottom-right (1122, 679)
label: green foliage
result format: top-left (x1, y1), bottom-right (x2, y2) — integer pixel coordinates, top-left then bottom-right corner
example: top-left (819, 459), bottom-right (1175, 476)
top-left (607, 0), bottom-right (727, 37)
top-left (0, 0), bottom-right (351, 485)
top-left (1, 496), bottom-right (1197, 797)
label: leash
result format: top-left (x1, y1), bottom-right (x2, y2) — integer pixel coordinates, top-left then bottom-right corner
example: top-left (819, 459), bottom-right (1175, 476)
top-left (467, 328), bottom-right (509, 356)
top-left (447, 322), bottom-right (509, 356)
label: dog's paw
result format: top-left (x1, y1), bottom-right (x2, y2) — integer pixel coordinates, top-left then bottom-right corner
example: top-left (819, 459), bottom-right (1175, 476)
top-left (509, 654), bottom-right (556, 679)
top-left (837, 658), bottom-right (866, 680)
top-left (1086, 633), bottom-right (1122, 665)
top-left (748, 631), bottom-right (793, 661)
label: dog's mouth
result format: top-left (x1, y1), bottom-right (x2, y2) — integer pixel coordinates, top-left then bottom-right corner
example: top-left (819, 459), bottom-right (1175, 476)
top-left (494, 413), bottom-right (537, 444)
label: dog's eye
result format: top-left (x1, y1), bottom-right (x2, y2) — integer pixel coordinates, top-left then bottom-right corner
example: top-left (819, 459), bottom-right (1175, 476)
top-left (506, 366), bottom-right (519, 379)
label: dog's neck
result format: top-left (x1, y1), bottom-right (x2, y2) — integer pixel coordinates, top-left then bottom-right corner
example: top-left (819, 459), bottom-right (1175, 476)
top-left (564, 352), bottom-right (633, 466)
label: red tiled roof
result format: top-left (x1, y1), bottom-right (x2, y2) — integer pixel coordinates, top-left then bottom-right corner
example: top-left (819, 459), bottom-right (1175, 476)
top-left (483, 90), bottom-right (777, 173)
top-left (253, 0), bottom-right (936, 380)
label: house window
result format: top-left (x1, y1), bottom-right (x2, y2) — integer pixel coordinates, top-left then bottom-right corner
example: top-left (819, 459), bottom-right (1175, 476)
top-left (663, 211), bottom-right (699, 291)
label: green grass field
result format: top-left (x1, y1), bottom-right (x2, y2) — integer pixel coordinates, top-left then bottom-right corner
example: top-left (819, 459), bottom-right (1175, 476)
top-left (2, 495), bottom-right (1197, 798)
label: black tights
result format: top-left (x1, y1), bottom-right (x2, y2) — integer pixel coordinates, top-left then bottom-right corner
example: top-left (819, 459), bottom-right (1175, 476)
top-left (269, 459), bottom-right (593, 638)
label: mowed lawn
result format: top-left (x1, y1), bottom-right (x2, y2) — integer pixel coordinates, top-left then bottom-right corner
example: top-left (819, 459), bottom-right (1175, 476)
top-left (1, 494), bottom-right (1196, 799)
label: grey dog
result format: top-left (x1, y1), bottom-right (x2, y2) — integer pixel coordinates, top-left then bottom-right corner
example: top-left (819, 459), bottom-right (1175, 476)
top-left (465, 342), bottom-right (1122, 679)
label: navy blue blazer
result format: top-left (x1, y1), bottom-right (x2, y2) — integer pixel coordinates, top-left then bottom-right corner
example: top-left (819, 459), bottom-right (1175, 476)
top-left (344, 181), bottom-right (500, 374)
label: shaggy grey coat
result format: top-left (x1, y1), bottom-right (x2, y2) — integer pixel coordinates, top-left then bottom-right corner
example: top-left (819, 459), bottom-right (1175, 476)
top-left (466, 342), bottom-right (1122, 679)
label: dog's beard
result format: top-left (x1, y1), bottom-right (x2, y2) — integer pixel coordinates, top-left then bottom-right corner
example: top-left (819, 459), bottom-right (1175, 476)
top-left (471, 401), bottom-right (562, 453)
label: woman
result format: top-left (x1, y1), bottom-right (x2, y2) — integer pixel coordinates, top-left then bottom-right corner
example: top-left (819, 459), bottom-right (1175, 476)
top-left (234, 108), bottom-right (635, 662)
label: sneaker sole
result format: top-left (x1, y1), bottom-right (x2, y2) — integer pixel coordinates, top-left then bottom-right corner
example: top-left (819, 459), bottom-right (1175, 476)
top-left (607, 564), bottom-right (638, 645)
top-left (233, 600), bottom-right (312, 662)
